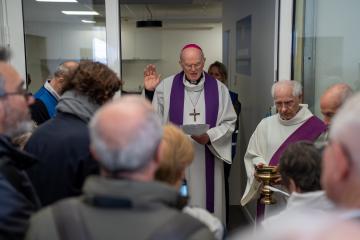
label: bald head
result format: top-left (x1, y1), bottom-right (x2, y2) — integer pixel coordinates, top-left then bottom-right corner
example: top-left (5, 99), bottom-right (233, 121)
top-left (52, 61), bottom-right (79, 95)
top-left (0, 62), bottom-right (22, 93)
top-left (89, 96), bottom-right (162, 175)
top-left (320, 83), bottom-right (353, 126)
top-left (92, 96), bottom-right (154, 148)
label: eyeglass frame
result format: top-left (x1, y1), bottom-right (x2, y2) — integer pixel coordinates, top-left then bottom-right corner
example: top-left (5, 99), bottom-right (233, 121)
top-left (274, 100), bottom-right (296, 109)
top-left (180, 61), bottom-right (204, 71)
top-left (0, 81), bottom-right (31, 100)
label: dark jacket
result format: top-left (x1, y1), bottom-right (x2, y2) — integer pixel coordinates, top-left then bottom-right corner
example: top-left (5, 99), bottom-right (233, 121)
top-left (0, 135), bottom-right (40, 240)
top-left (24, 111), bottom-right (98, 207)
top-left (26, 176), bottom-right (215, 240)
top-left (30, 99), bottom-right (51, 125)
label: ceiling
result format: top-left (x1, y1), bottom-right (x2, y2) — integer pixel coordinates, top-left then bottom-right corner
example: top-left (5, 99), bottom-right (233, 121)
top-left (23, 0), bottom-right (222, 25)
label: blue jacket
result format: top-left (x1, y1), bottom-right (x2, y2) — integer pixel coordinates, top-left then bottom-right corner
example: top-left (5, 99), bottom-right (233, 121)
top-left (34, 86), bottom-right (58, 118)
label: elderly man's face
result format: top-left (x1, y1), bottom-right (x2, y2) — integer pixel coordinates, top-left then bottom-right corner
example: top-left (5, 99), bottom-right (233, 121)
top-left (0, 63), bottom-right (33, 137)
top-left (179, 48), bottom-right (205, 82)
top-left (274, 85), bottom-right (301, 120)
top-left (320, 93), bottom-right (339, 127)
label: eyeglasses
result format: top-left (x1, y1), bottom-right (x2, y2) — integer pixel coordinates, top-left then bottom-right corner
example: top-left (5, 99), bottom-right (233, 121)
top-left (275, 100), bottom-right (295, 109)
top-left (182, 62), bottom-right (203, 71)
top-left (0, 88), bottom-right (31, 100)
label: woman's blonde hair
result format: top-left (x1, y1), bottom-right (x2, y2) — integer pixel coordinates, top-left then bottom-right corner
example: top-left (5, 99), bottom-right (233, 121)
top-left (155, 124), bottom-right (194, 185)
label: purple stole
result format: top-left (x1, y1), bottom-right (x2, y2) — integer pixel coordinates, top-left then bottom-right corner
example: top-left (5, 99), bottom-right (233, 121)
top-left (256, 115), bottom-right (327, 220)
top-left (169, 71), bottom-right (219, 213)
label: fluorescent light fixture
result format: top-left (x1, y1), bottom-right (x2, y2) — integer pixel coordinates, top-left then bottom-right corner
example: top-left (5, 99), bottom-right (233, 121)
top-left (81, 20), bottom-right (96, 23)
top-left (36, 0), bottom-right (78, 2)
top-left (62, 11), bottom-right (99, 15)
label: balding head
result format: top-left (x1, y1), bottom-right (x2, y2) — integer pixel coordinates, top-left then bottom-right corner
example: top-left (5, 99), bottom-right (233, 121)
top-left (89, 96), bottom-right (162, 178)
top-left (320, 83), bottom-right (353, 126)
top-left (51, 61), bottom-right (79, 95)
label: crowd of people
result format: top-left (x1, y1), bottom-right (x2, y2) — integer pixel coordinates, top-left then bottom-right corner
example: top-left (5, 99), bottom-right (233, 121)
top-left (0, 42), bottom-right (359, 240)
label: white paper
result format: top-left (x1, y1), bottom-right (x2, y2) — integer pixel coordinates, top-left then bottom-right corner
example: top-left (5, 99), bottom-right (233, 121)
top-left (181, 124), bottom-right (209, 136)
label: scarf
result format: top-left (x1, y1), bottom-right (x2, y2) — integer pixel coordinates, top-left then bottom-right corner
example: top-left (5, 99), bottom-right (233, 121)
top-left (56, 90), bottom-right (99, 123)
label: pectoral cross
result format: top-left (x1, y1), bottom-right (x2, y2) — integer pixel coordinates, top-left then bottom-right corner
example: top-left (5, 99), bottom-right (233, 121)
top-left (189, 108), bottom-right (200, 122)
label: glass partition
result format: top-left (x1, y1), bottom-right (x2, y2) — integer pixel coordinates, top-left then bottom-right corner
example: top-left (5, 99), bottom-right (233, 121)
top-left (293, 0), bottom-right (360, 116)
top-left (22, 0), bottom-right (106, 94)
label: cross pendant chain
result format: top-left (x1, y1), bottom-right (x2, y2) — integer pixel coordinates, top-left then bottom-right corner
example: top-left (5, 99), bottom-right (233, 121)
top-left (186, 90), bottom-right (203, 122)
top-left (189, 108), bottom-right (200, 122)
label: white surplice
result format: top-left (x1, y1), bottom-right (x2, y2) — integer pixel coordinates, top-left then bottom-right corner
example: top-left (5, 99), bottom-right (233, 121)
top-left (152, 72), bottom-right (237, 222)
top-left (262, 191), bottom-right (335, 229)
top-left (241, 105), bottom-right (319, 213)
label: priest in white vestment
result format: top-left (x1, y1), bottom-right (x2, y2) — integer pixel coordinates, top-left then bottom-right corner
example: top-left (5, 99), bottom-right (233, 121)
top-left (144, 44), bottom-right (237, 222)
top-left (241, 80), bottom-right (327, 219)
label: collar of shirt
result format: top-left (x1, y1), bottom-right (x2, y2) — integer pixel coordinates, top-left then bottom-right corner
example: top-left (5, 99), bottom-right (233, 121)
top-left (183, 72), bottom-right (205, 92)
top-left (44, 80), bottom-right (61, 100)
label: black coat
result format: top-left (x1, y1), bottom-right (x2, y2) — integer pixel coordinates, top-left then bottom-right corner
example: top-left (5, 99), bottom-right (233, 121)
top-left (0, 135), bottom-right (40, 240)
top-left (24, 111), bottom-right (98, 207)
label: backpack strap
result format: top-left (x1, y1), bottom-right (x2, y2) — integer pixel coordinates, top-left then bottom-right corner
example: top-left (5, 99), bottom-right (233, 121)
top-left (148, 212), bottom-right (207, 240)
top-left (52, 200), bottom-right (92, 240)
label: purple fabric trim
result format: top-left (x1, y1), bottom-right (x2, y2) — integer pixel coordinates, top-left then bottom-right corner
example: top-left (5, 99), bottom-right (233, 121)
top-left (169, 72), bottom-right (185, 125)
top-left (169, 71), bottom-right (219, 212)
top-left (269, 115), bottom-right (327, 166)
top-left (204, 72), bottom-right (219, 212)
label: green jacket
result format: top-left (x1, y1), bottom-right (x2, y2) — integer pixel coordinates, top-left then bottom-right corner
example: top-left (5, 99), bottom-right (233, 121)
top-left (26, 176), bottom-right (215, 240)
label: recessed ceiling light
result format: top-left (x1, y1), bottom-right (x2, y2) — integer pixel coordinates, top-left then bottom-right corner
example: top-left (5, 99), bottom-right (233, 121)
top-left (81, 20), bottom-right (96, 23)
top-left (62, 11), bottom-right (99, 15)
top-left (36, 0), bottom-right (78, 2)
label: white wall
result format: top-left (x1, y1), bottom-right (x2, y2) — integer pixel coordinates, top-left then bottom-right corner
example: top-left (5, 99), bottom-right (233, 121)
top-left (121, 21), bottom-right (222, 91)
top-left (223, 0), bottom-right (278, 216)
top-left (313, 0), bottom-right (360, 117)
top-left (25, 22), bottom-right (106, 61)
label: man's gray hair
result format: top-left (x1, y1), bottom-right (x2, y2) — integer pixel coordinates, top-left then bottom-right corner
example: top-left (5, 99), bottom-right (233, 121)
top-left (89, 107), bottom-right (163, 173)
top-left (54, 61), bottom-right (76, 78)
top-left (330, 93), bottom-right (360, 165)
top-left (271, 80), bottom-right (302, 98)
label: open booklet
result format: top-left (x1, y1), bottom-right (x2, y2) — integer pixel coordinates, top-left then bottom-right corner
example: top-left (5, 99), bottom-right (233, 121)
top-left (180, 124), bottom-right (231, 165)
top-left (181, 124), bottom-right (209, 136)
